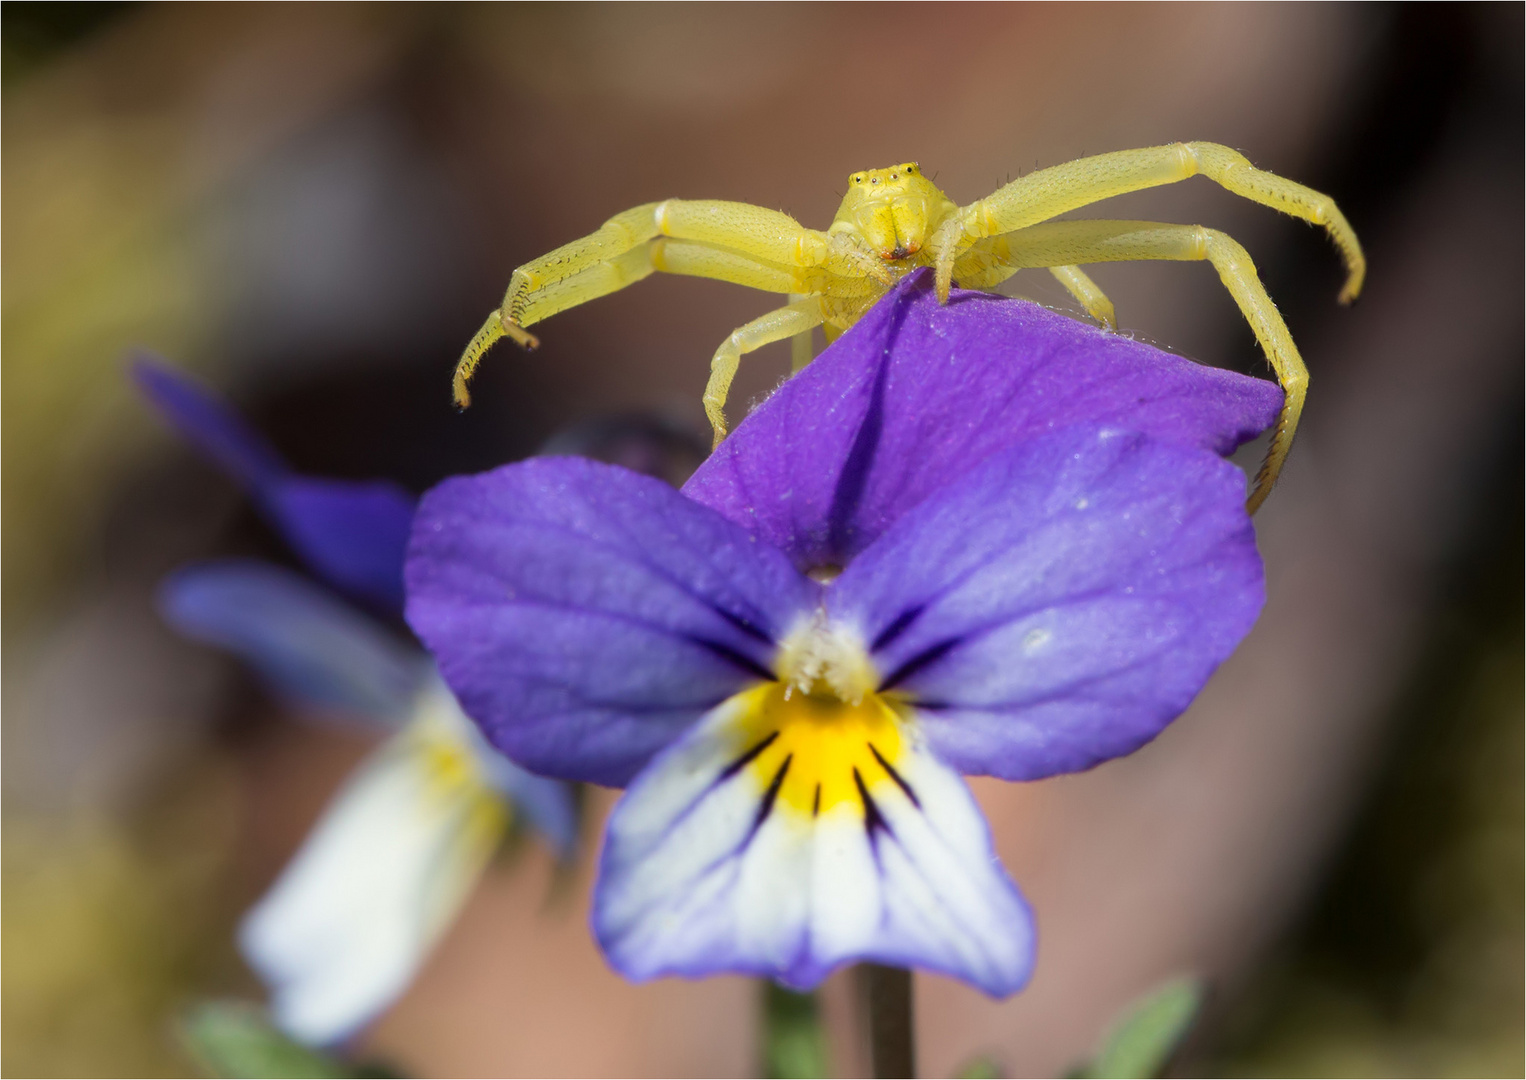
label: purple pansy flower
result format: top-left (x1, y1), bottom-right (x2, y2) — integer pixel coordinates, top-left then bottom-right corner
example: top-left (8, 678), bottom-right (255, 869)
top-left (407, 272), bottom-right (1281, 995)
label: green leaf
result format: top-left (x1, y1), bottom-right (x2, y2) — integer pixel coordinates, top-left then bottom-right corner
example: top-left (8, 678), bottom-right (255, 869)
top-left (179, 1001), bottom-right (384, 1079)
top-left (1079, 977), bottom-right (1205, 1079)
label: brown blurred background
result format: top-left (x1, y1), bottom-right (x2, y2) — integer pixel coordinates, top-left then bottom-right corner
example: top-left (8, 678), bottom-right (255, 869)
top-left (3, 4), bottom-right (1521, 1077)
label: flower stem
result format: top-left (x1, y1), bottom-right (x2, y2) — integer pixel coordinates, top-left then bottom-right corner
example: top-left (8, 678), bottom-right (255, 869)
top-left (864, 963), bottom-right (915, 1078)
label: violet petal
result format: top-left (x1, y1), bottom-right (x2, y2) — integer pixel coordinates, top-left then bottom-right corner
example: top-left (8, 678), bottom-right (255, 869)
top-left (159, 560), bottom-right (424, 725)
top-left (684, 270), bottom-right (1281, 570)
top-left (133, 355), bottom-right (414, 612)
top-left (831, 424), bottom-right (1265, 781)
top-left (405, 457), bottom-right (818, 786)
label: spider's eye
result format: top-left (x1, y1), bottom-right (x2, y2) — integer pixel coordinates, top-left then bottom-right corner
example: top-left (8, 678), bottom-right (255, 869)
top-left (871, 177), bottom-right (879, 184)
top-left (891, 172), bottom-right (899, 179)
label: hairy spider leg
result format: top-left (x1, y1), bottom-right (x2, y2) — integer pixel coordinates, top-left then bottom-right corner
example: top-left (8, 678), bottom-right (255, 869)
top-left (989, 218), bottom-right (1306, 513)
top-left (454, 200), bottom-right (844, 406)
top-left (455, 244), bottom-right (654, 406)
top-left (930, 142), bottom-right (1364, 309)
top-left (702, 297), bottom-right (826, 446)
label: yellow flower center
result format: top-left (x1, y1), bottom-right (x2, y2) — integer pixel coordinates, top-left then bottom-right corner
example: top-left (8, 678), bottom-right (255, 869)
top-left (723, 615), bottom-right (914, 821)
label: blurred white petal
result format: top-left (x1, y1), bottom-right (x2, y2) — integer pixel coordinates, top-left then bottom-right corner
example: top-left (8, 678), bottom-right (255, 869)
top-left (416, 679), bottom-right (581, 858)
top-left (238, 694), bottom-right (508, 1045)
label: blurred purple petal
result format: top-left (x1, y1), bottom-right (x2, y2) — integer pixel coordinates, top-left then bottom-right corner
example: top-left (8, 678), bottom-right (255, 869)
top-left (271, 478), bottom-right (415, 612)
top-left (133, 354), bottom-right (415, 610)
top-left (684, 270), bottom-right (1281, 571)
top-left (405, 456), bottom-right (818, 786)
top-left (832, 425), bottom-right (1264, 781)
top-left (160, 560), bottom-right (424, 725)
top-left (132, 354), bottom-right (287, 490)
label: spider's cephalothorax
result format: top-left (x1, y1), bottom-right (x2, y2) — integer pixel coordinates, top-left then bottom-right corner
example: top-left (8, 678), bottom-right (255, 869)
top-left (829, 162), bottom-right (956, 264)
top-left (454, 143), bottom-right (1364, 512)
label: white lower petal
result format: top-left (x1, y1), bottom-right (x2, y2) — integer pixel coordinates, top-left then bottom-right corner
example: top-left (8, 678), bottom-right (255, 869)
top-left (593, 685), bottom-right (1033, 996)
top-left (239, 712), bottom-right (507, 1044)
top-left (417, 674), bottom-right (580, 857)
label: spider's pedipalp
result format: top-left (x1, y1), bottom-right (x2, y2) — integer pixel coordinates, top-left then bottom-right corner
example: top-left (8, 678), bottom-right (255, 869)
top-left (702, 298), bottom-right (825, 447)
top-left (945, 239), bottom-right (1118, 329)
top-left (1047, 265), bottom-right (1117, 330)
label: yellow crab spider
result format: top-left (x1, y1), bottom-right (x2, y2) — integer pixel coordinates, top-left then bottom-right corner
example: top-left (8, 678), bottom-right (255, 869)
top-left (456, 142), bottom-right (1363, 512)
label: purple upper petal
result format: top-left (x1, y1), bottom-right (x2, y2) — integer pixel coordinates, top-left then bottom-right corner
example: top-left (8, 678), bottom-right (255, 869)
top-left (405, 457), bottom-right (818, 786)
top-left (831, 424), bottom-right (1264, 781)
top-left (683, 271), bottom-right (1281, 570)
top-left (133, 356), bottom-right (415, 612)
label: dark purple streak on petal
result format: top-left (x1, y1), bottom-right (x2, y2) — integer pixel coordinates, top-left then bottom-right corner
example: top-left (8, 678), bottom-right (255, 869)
top-left (684, 270), bottom-right (1282, 570)
top-left (406, 457), bottom-right (818, 786)
top-left (831, 425), bottom-right (1265, 782)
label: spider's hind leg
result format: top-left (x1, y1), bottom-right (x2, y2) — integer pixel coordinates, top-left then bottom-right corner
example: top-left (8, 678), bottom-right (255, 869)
top-left (993, 218), bottom-right (1308, 513)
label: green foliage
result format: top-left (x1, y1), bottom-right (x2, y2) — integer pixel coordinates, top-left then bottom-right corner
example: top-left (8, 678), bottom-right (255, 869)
top-left (179, 1001), bottom-right (396, 1080)
top-left (762, 982), bottom-right (830, 1079)
top-left (1075, 978), bottom-right (1205, 1079)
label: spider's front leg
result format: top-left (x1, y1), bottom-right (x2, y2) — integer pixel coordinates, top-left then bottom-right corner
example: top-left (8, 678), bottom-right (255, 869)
top-left (454, 200), bottom-right (851, 407)
top-left (930, 142), bottom-right (1364, 308)
top-left (988, 218), bottom-right (1306, 513)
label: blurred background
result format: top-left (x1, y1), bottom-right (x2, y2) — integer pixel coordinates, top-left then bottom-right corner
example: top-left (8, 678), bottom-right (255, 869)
top-left (3, 3), bottom-right (1520, 1076)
